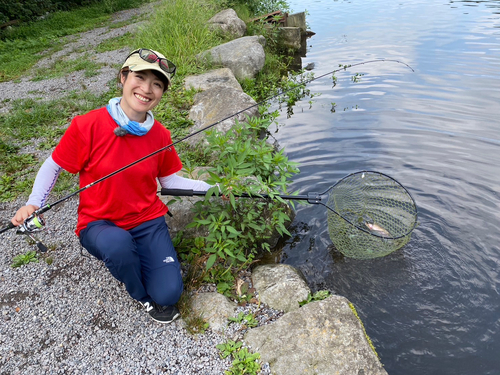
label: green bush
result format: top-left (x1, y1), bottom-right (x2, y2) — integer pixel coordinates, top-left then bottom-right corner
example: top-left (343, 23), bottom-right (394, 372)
top-left (180, 114), bottom-right (299, 274)
top-left (215, 0), bottom-right (289, 16)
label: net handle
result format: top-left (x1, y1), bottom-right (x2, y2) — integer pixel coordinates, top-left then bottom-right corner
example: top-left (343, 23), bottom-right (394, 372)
top-left (160, 188), bottom-right (321, 204)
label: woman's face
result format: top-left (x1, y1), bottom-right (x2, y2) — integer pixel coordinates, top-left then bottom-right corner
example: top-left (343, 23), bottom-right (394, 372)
top-left (120, 70), bottom-right (165, 122)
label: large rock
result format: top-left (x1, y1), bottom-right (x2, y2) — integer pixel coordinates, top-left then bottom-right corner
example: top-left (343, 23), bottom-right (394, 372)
top-left (186, 86), bottom-right (259, 146)
top-left (197, 35), bottom-right (266, 80)
top-left (190, 292), bottom-right (237, 333)
top-left (251, 264), bottom-right (310, 313)
top-left (208, 9), bottom-right (247, 38)
top-left (184, 68), bottom-right (242, 92)
top-left (245, 295), bottom-right (388, 375)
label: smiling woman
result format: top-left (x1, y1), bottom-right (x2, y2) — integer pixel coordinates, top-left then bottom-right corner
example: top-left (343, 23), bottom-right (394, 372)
top-left (9, 47), bottom-right (215, 324)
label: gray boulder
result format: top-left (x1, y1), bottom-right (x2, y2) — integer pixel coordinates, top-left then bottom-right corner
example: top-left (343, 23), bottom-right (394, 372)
top-left (197, 35), bottom-right (266, 80)
top-left (208, 9), bottom-right (247, 38)
top-left (245, 295), bottom-right (388, 375)
top-left (186, 86), bottom-right (259, 147)
top-left (251, 264), bottom-right (310, 313)
top-left (184, 68), bottom-right (242, 92)
top-left (190, 292), bottom-right (237, 333)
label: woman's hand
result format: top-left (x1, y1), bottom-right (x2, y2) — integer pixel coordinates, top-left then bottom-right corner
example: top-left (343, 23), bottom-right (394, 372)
top-left (11, 205), bottom-right (39, 226)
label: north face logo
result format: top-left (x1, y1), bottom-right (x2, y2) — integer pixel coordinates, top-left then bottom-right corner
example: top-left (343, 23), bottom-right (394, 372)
top-left (163, 256), bottom-right (174, 264)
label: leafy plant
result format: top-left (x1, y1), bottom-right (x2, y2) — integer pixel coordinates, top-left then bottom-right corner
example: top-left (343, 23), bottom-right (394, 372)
top-left (216, 340), bottom-right (261, 375)
top-left (227, 347), bottom-right (261, 375)
top-left (217, 339), bottom-right (243, 359)
top-left (184, 115), bottom-right (299, 275)
top-left (11, 251), bottom-right (39, 268)
top-left (299, 290), bottom-right (331, 307)
top-left (228, 312), bottom-right (258, 328)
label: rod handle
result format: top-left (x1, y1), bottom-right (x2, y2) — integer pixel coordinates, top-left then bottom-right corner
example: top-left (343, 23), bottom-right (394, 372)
top-left (0, 222), bottom-right (15, 235)
top-left (161, 189), bottom-right (256, 198)
top-left (37, 241), bottom-right (48, 253)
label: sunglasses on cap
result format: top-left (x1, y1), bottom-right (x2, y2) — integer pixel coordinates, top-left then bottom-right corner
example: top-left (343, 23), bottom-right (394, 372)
top-left (126, 48), bottom-right (177, 77)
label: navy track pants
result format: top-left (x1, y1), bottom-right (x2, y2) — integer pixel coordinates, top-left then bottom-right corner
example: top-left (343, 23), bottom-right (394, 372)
top-left (79, 216), bottom-right (183, 306)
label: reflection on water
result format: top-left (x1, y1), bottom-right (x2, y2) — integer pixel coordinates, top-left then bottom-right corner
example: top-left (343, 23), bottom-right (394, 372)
top-left (273, 0), bottom-right (500, 374)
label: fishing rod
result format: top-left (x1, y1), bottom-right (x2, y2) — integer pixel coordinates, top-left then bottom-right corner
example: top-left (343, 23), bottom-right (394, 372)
top-left (0, 59), bottom-right (414, 242)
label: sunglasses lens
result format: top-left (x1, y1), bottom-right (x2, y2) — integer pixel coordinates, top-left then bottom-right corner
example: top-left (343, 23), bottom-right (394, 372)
top-left (139, 50), bottom-right (158, 63)
top-left (165, 59), bottom-right (177, 76)
top-left (159, 59), bottom-right (169, 70)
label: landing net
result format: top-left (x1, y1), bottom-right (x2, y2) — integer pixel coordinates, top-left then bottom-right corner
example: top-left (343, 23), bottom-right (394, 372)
top-left (327, 171), bottom-right (417, 259)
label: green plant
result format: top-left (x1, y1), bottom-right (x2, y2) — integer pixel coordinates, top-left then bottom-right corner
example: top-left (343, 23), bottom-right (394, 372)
top-left (228, 312), bottom-right (258, 328)
top-left (217, 340), bottom-right (261, 375)
top-left (218, 0), bottom-right (289, 17)
top-left (217, 339), bottom-right (243, 358)
top-left (11, 250), bottom-right (39, 268)
top-left (228, 347), bottom-right (261, 375)
top-left (185, 116), bottom-right (298, 273)
top-left (351, 72), bottom-right (364, 83)
top-left (299, 290), bottom-right (331, 307)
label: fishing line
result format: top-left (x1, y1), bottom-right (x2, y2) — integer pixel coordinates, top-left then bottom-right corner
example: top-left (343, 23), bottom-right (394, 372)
top-left (0, 59), bottom-right (414, 240)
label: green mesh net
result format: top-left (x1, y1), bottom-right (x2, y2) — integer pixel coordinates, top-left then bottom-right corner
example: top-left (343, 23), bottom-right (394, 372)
top-left (327, 171), bottom-right (417, 259)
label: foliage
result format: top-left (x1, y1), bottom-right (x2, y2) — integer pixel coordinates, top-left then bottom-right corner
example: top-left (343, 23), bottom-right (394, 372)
top-left (179, 115), bottom-right (298, 275)
top-left (0, 0), bottom-right (144, 26)
top-left (216, 0), bottom-right (289, 17)
top-left (299, 290), bottom-right (331, 307)
top-left (217, 340), bottom-right (261, 375)
top-left (11, 250), bottom-right (39, 268)
top-left (217, 339), bottom-right (243, 359)
top-left (228, 312), bottom-right (258, 328)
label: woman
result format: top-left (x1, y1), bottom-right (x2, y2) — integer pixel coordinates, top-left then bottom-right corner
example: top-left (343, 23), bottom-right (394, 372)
top-left (11, 48), bottom-right (211, 324)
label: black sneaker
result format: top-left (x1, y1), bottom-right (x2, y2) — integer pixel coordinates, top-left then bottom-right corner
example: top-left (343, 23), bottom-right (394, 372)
top-left (141, 301), bottom-right (180, 324)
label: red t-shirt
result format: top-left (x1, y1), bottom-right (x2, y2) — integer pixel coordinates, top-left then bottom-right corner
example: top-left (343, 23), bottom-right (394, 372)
top-left (52, 107), bottom-right (182, 236)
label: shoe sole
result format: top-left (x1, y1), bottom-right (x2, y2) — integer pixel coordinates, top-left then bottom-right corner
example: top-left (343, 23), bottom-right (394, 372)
top-left (149, 312), bottom-right (180, 324)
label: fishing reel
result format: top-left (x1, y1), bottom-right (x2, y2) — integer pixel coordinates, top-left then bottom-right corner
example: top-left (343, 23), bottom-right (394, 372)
top-left (16, 214), bottom-right (48, 252)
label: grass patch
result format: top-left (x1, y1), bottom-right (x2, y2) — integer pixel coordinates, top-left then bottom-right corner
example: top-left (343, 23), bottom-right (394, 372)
top-left (133, 0), bottom-right (227, 76)
top-left (96, 33), bottom-right (135, 53)
top-left (31, 56), bottom-right (105, 81)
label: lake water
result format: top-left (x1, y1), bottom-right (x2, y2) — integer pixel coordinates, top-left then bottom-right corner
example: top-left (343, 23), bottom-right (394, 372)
top-left (270, 0), bottom-right (500, 374)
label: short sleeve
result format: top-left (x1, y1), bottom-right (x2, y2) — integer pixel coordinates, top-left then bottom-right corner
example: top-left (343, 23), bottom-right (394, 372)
top-left (157, 126), bottom-right (182, 177)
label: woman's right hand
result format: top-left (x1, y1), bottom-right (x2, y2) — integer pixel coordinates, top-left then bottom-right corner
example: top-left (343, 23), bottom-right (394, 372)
top-left (11, 205), bottom-right (39, 226)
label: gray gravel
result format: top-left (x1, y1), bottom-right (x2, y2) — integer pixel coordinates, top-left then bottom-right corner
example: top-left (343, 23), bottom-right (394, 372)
top-left (0, 196), bottom-right (232, 374)
top-left (0, 4), bottom-right (274, 374)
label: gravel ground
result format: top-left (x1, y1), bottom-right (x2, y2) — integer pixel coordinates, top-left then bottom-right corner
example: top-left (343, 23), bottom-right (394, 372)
top-left (0, 4), bottom-right (275, 374)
